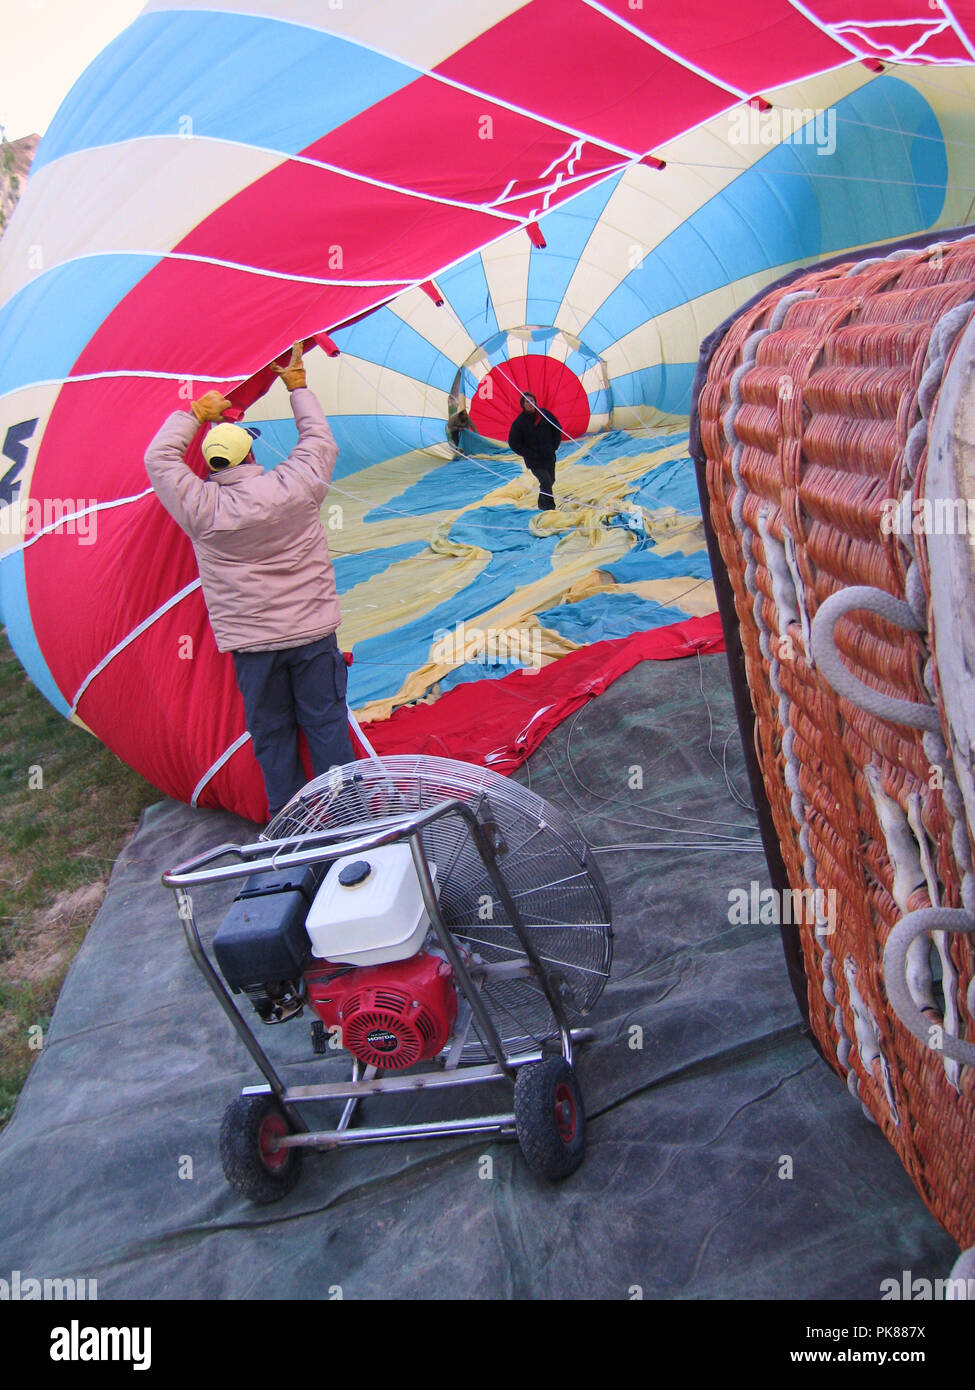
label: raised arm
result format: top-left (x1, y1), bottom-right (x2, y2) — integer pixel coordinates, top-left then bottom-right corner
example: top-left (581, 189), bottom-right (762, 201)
top-left (144, 391), bottom-right (228, 535)
top-left (270, 344), bottom-right (338, 503)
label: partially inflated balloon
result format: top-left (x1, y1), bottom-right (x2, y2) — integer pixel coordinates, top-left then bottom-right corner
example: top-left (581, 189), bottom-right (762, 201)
top-left (1, 1), bottom-right (974, 818)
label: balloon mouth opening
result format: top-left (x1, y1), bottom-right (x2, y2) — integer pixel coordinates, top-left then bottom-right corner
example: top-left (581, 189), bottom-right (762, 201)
top-left (451, 327), bottom-right (611, 447)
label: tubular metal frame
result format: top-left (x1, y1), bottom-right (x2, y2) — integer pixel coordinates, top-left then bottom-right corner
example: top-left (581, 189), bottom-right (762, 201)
top-left (162, 798), bottom-right (591, 1154)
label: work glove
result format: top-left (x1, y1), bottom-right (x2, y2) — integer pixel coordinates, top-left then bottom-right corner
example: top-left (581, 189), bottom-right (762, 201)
top-left (190, 391), bottom-right (232, 423)
top-left (272, 342), bottom-right (307, 391)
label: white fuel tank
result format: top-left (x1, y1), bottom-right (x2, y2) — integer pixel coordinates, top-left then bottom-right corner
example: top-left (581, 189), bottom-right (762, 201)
top-left (305, 844), bottom-right (436, 966)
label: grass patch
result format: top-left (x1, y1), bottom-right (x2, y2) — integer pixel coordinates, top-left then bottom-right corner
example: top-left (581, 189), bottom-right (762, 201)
top-left (0, 627), bottom-right (159, 1126)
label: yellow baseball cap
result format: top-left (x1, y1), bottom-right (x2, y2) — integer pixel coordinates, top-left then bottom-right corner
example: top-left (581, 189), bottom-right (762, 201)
top-left (202, 423), bottom-right (254, 470)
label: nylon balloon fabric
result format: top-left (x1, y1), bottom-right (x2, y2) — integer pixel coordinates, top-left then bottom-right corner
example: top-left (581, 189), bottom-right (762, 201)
top-left (1, 1), bottom-right (974, 818)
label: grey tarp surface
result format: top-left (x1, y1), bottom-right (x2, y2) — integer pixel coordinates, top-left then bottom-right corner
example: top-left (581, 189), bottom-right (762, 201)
top-left (0, 654), bottom-right (958, 1298)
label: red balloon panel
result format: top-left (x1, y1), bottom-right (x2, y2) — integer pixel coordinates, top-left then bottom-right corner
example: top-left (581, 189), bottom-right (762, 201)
top-left (468, 355), bottom-right (591, 444)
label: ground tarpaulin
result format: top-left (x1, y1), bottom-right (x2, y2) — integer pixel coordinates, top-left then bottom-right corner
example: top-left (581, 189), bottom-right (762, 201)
top-left (0, 654), bottom-right (958, 1299)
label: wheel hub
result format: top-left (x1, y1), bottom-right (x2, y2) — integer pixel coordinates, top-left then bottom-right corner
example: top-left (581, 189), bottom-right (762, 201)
top-left (554, 1083), bottom-right (576, 1142)
top-left (258, 1112), bottom-right (289, 1171)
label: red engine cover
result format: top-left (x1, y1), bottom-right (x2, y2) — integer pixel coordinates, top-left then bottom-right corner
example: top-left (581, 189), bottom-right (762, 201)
top-left (305, 953), bottom-right (458, 1070)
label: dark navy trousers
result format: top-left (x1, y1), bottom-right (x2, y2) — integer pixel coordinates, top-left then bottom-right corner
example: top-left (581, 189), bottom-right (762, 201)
top-left (529, 463), bottom-right (556, 510)
top-left (232, 632), bottom-right (354, 819)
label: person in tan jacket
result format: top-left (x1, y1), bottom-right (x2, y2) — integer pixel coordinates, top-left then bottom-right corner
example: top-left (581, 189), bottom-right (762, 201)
top-left (144, 344), bottom-right (353, 821)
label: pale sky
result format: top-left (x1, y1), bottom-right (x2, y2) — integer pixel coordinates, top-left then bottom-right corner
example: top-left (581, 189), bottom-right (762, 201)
top-left (1, 0), bottom-right (146, 140)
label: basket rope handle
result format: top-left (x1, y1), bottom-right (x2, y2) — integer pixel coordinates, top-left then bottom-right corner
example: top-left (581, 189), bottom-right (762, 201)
top-left (883, 908), bottom-right (975, 1066)
top-left (809, 586), bottom-right (942, 732)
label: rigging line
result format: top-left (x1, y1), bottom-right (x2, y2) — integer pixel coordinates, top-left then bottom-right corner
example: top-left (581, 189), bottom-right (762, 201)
top-left (592, 842), bottom-right (764, 852)
top-left (434, 283), bottom-right (706, 525)
top-left (562, 695), bottom-right (759, 832)
top-left (307, 463), bottom-right (627, 567)
top-left (253, 429), bottom-right (532, 531)
top-left (525, 725), bottom-right (757, 850)
top-left (657, 158), bottom-right (970, 192)
top-left (530, 732), bottom-right (764, 842)
top-left (440, 321), bottom-right (658, 515)
top-left (895, 45), bottom-right (973, 84)
top-left (939, 1), bottom-right (975, 62)
top-left (255, 395), bottom-right (664, 535)
top-left (537, 771), bottom-right (763, 834)
top-left (824, 111), bottom-right (975, 155)
top-left (441, 328), bottom-right (711, 537)
top-left (435, 294), bottom-right (588, 444)
top-left (825, 17), bottom-right (954, 31)
top-left (833, 24), bottom-right (953, 65)
top-left (486, 157), bottom-right (633, 210)
top-left (696, 648), bottom-right (753, 810)
top-left (329, 347), bottom-right (594, 509)
top-left (562, 799), bottom-right (762, 842)
top-left (330, 350), bottom-right (545, 493)
top-left (446, 319), bottom-right (590, 450)
top-left (326, 350), bottom-right (453, 433)
top-left (700, 650), bottom-right (716, 759)
top-left (487, 367), bottom-right (586, 447)
top-left (555, 796), bottom-right (762, 842)
top-left (721, 728), bottom-right (753, 812)
top-left (533, 737), bottom-right (599, 818)
top-left (898, 61), bottom-right (975, 104)
top-left (637, 577), bottom-right (716, 610)
top-left (581, 0), bottom-right (749, 99)
top-left (3, 195), bottom-right (566, 378)
top-left (259, 357), bottom-right (705, 598)
top-left (785, 0), bottom-right (870, 58)
top-left (559, 791), bottom-right (762, 844)
top-left (250, 433), bottom-right (645, 597)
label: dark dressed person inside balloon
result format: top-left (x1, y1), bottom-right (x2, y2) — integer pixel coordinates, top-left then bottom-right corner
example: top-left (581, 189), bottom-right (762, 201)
top-left (144, 344), bottom-right (352, 821)
top-left (507, 392), bottom-right (562, 511)
top-left (446, 405), bottom-right (471, 455)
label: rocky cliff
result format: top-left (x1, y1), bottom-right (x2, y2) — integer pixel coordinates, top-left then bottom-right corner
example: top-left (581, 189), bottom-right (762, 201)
top-left (0, 133), bottom-right (40, 236)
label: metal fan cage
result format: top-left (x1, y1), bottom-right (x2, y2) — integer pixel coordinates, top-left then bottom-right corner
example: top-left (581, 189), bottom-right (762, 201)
top-left (264, 755), bottom-right (613, 1057)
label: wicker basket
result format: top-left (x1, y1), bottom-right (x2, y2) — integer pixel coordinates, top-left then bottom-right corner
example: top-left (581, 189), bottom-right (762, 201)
top-left (693, 231), bottom-right (975, 1250)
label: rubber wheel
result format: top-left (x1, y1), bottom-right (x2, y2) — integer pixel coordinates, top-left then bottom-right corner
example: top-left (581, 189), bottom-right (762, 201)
top-left (513, 1057), bottom-right (586, 1180)
top-left (219, 1094), bottom-right (303, 1204)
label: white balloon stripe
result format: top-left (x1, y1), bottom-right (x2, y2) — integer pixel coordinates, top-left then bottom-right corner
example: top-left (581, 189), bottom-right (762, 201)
top-left (10, 488), bottom-right (156, 558)
top-left (189, 732), bottom-right (252, 809)
top-left (68, 579), bottom-right (202, 717)
top-left (580, 0), bottom-right (749, 99)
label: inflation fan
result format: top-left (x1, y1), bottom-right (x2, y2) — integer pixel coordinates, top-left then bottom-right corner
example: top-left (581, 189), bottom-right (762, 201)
top-left (163, 755), bottom-right (613, 1203)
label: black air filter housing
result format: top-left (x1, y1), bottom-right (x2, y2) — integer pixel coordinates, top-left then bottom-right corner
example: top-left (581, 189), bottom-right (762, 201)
top-left (213, 865), bottom-right (321, 992)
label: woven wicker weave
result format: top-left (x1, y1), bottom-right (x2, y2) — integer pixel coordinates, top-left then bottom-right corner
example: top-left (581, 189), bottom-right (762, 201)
top-left (695, 234), bottom-right (975, 1249)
